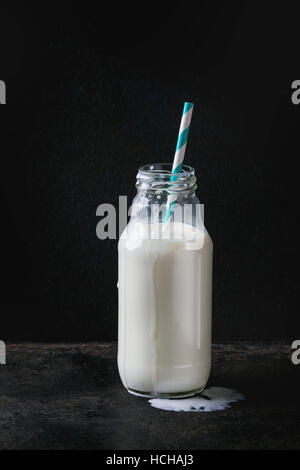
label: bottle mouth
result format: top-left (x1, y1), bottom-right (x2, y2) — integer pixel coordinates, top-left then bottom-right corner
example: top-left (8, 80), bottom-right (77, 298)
top-left (137, 163), bottom-right (196, 192)
top-left (138, 163), bottom-right (194, 179)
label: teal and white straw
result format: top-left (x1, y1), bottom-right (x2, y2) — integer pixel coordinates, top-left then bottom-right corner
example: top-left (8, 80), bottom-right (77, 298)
top-left (164, 102), bottom-right (194, 224)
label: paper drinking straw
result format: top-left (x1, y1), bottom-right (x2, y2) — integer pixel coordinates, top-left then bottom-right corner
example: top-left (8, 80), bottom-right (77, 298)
top-left (163, 102), bottom-right (194, 224)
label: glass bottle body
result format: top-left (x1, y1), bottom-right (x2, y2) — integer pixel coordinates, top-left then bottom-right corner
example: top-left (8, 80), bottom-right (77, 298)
top-left (118, 164), bottom-right (213, 398)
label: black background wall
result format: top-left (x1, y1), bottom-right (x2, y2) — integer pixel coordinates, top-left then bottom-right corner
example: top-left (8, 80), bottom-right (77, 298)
top-left (0, 1), bottom-right (299, 341)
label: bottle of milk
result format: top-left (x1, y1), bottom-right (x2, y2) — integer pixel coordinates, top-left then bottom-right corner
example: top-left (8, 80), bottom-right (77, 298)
top-left (118, 163), bottom-right (213, 398)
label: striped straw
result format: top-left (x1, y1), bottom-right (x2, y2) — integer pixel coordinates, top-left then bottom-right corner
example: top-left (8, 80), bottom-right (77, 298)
top-left (163, 102), bottom-right (194, 224)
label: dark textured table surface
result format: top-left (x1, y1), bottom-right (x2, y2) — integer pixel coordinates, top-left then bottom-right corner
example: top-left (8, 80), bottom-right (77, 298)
top-left (0, 342), bottom-right (299, 450)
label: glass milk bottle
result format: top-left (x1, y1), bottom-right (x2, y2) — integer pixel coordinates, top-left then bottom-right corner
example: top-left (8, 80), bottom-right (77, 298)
top-left (118, 163), bottom-right (213, 398)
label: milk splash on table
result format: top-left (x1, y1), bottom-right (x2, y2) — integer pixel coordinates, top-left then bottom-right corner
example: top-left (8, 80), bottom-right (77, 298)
top-left (149, 386), bottom-right (244, 412)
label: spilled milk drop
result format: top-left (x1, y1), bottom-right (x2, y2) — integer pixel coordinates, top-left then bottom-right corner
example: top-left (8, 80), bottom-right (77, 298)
top-left (148, 386), bottom-right (244, 412)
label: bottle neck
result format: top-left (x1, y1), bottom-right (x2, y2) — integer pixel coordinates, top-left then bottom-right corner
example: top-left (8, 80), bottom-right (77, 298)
top-left (136, 163), bottom-right (197, 197)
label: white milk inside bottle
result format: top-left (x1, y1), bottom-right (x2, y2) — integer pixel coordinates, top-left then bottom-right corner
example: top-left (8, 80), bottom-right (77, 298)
top-left (118, 164), bottom-right (213, 398)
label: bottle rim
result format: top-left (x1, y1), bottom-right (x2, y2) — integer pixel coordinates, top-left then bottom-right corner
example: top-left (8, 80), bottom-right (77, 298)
top-left (137, 163), bottom-right (197, 193)
top-left (138, 163), bottom-right (195, 180)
